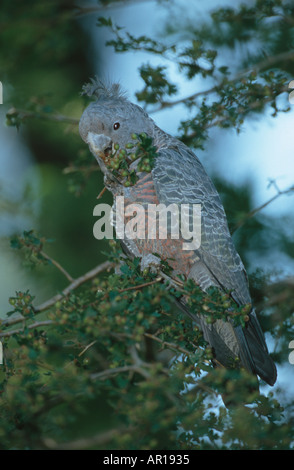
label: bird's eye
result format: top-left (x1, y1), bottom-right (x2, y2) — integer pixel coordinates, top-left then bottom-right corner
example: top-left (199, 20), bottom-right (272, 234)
top-left (113, 122), bottom-right (120, 130)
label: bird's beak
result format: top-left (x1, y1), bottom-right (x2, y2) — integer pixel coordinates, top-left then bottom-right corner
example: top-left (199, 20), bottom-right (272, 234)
top-left (86, 132), bottom-right (113, 160)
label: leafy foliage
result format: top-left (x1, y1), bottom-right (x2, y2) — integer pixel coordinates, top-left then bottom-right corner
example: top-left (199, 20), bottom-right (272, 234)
top-left (1, 239), bottom-right (292, 450)
top-left (96, 0), bottom-right (292, 149)
top-left (94, 132), bottom-right (158, 188)
top-left (1, 0), bottom-right (294, 450)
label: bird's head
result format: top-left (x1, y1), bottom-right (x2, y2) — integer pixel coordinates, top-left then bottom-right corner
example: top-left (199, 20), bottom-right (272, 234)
top-left (79, 78), bottom-right (154, 178)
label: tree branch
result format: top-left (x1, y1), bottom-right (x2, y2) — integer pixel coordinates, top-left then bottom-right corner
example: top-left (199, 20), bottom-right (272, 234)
top-left (62, 165), bottom-right (100, 175)
top-left (0, 320), bottom-right (53, 338)
top-left (43, 425), bottom-right (134, 450)
top-left (6, 107), bottom-right (79, 125)
top-left (40, 250), bottom-right (74, 282)
top-left (150, 50), bottom-right (294, 114)
top-left (232, 183), bottom-right (294, 233)
top-left (73, 0), bottom-right (154, 17)
top-left (181, 83), bottom-right (289, 142)
top-left (118, 277), bottom-right (163, 292)
top-left (1, 261), bottom-right (114, 330)
top-left (34, 260), bottom-right (114, 313)
top-left (90, 364), bottom-right (151, 381)
top-left (143, 331), bottom-right (191, 356)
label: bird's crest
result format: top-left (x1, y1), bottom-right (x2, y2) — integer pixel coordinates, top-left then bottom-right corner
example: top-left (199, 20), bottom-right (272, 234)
top-left (81, 77), bottom-right (127, 102)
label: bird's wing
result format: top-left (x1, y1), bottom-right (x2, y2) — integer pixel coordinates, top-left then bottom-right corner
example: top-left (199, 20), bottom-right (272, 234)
top-left (152, 145), bottom-right (250, 305)
top-left (152, 145), bottom-right (277, 385)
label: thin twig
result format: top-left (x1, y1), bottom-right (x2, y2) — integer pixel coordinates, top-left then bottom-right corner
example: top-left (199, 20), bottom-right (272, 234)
top-left (118, 277), bottom-right (162, 293)
top-left (62, 165), bottom-right (100, 175)
top-left (1, 261), bottom-right (114, 329)
top-left (143, 332), bottom-right (190, 356)
top-left (159, 270), bottom-right (184, 289)
top-left (232, 184), bottom-right (294, 233)
top-left (78, 340), bottom-right (98, 357)
top-left (43, 425), bottom-right (134, 450)
top-left (151, 85), bottom-right (218, 113)
top-left (74, 0), bottom-right (152, 17)
top-left (90, 364), bottom-right (150, 381)
top-left (150, 51), bottom-right (294, 114)
top-left (34, 260), bottom-right (114, 313)
top-left (96, 186), bottom-right (107, 199)
top-left (7, 107), bottom-right (79, 125)
top-left (0, 320), bottom-right (53, 338)
top-left (182, 84), bottom-right (289, 142)
top-left (40, 250), bottom-right (74, 282)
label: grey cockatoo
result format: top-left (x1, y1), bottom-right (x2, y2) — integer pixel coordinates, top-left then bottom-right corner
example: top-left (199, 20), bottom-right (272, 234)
top-left (79, 78), bottom-right (277, 387)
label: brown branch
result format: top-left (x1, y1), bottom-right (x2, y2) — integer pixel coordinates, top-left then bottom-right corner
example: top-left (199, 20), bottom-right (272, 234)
top-left (96, 186), bottom-right (107, 199)
top-left (1, 261), bottom-right (114, 330)
top-left (43, 425), bottom-right (134, 450)
top-left (232, 184), bottom-right (294, 233)
top-left (0, 320), bottom-right (53, 338)
top-left (151, 85), bottom-right (217, 113)
top-left (118, 277), bottom-right (162, 293)
top-left (78, 340), bottom-right (98, 357)
top-left (150, 51), bottom-right (294, 114)
top-left (7, 107), bottom-right (79, 125)
top-left (143, 332), bottom-right (191, 356)
top-left (182, 83), bottom-right (289, 141)
top-left (90, 364), bottom-right (151, 381)
top-left (34, 260), bottom-right (114, 313)
top-left (40, 250), bottom-right (74, 282)
top-left (90, 345), bottom-right (167, 381)
top-left (62, 165), bottom-right (100, 175)
top-left (73, 0), bottom-right (152, 17)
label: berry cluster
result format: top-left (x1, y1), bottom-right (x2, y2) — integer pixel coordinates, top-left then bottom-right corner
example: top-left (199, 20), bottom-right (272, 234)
top-left (105, 133), bottom-right (157, 187)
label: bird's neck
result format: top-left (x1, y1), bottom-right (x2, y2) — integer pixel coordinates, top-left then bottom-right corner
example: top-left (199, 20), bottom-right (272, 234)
top-left (153, 124), bottom-right (177, 150)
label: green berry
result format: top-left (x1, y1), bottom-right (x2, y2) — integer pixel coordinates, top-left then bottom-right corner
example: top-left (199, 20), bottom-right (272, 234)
top-left (110, 161), bottom-right (119, 169)
top-left (24, 295), bottom-right (31, 304)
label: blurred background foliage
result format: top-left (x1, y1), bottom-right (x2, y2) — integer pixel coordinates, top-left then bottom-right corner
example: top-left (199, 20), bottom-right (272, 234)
top-left (0, 0), bottom-right (294, 450)
top-left (1, 0), bottom-right (112, 293)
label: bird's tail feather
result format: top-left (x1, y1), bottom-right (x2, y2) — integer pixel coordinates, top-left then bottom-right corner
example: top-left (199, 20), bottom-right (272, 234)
top-left (178, 300), bottom-right (277, 386)
top-left (237, 310), bottom-right (277, 386)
